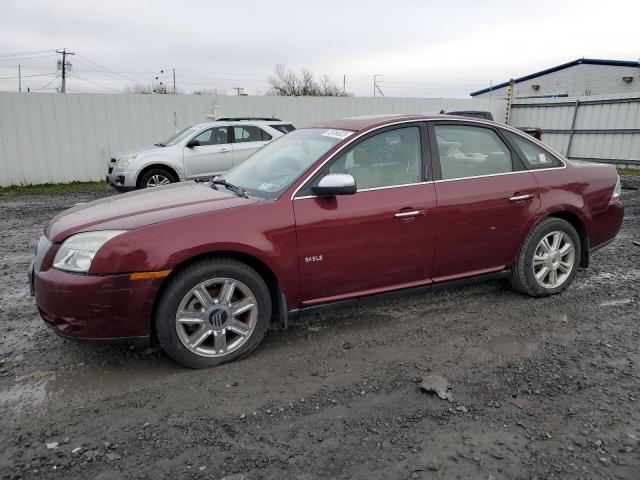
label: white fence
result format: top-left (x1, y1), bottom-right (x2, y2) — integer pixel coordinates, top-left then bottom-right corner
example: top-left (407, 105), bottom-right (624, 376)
top-left (0, 92), bottom-right (505, 187)
top-left (511, 92), bottom-right (640, 167)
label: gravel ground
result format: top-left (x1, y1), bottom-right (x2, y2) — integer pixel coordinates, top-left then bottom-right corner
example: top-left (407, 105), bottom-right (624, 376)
top-left (0, 178), bottom-right (639, 480)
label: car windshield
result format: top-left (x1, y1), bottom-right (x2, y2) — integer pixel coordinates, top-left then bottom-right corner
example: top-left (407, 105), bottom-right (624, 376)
top-left (222, 128), bottom-right (350, 199)
top-left (160, 126), bottom-right (200, 147)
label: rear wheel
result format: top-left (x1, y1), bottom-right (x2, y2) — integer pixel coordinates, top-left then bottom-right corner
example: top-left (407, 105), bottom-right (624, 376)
top-left (155, 258), bottom-right (272, 368)
top-left (511, 217), bottom-right (581, 297)
top-left (139, 168), bottom-right (174, 189)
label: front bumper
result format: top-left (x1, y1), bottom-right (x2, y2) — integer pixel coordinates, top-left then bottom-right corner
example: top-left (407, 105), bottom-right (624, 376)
top-left (32, 265), bottom-right (164, 341)
top-left (106, 171), bottom-right (136, 191)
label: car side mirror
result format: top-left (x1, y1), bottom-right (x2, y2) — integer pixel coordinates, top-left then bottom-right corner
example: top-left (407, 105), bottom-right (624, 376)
top-left (311, 173), bottom-right (357, 196)
top-left (186, 139), bottom-right (200, 148)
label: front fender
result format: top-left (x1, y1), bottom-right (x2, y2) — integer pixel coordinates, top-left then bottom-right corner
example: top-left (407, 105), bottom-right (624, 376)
top-left (89, 200), bottom-right (301, 308)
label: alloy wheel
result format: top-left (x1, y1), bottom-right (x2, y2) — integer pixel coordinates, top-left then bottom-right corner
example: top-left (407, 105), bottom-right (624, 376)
top-left (146, 174), bottom-right (171, 187)
top-left (532, 231), bottom-right (575, 289)
top-left (175, 277), bottom-right (258, 357)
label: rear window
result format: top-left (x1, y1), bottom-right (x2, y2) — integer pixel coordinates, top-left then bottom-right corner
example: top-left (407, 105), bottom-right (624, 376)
top-left (271, 124), bottom-right (296, 134)
top-left (503, 131), bottom-right (561, 169)
top-left (233, 126), bottom-right (272, 143)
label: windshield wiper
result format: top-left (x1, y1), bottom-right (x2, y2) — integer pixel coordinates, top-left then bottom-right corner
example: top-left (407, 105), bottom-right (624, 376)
top-left (154, 142), bottom-right (165, 147)
top-left (209, 177), bottom-right (249, 198)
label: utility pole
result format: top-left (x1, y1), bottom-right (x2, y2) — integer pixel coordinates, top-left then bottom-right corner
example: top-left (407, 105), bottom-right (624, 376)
top-left (505, 79), bottom-right (516, 125)
top-left (234, 86), bottom-right (244, 96)
top-left (343, 74), bottom-right (346, 95)
top-left (373, 75), bottom-right (384, 97)
top-left (18, 65), bottom-right (21, 93)
top-left (172, 68), bottom-right (176, 94)
top-left (56, 48), bottom-right (74, 93)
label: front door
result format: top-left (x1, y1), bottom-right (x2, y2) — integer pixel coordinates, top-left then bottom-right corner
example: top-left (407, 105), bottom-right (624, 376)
top-left (293, 124), bottom-right (436, 304)
top-left (429, 122), bottom-right (540, 279)
top-left (183, 126), bottom-right (233, 178)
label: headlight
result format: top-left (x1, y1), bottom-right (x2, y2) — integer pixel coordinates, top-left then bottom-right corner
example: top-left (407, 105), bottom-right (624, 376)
top-left (53, 230), bottom-right (127, 273)
top-left (116, 154), bottom-right (137, 167)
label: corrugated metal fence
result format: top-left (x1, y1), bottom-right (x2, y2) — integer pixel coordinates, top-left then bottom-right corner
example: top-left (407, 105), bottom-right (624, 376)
top-left (0, 93), bottom-right (505, 187)
top-left (511, 92), bottom-right (640, 167)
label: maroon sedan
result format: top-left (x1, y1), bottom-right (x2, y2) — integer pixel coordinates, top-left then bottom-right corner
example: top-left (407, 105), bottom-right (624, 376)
top-left (31, 115), bottom-right (623, 368)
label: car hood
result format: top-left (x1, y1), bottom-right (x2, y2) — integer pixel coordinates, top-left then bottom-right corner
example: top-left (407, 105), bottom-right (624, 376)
top-left (45, 182), bottom-right (260, 242)
top-left (113, 144), bottom-right (174, 160)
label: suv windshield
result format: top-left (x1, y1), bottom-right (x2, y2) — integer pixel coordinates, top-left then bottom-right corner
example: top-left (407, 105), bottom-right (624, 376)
top-left (223, 128), bottom-right (350, 199)
top-left (160, 126), bottom-right (200, 147)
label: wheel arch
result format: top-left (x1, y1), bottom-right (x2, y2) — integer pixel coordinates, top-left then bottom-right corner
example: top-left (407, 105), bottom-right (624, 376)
top-left (546, 210), bottom-right (589, 268)
top-left (136, 163), bottom-right (180, 188)
top-left (149, 250), bottom-right (283, 343)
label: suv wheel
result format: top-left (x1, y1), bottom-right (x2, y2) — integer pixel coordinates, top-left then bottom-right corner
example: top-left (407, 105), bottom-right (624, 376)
top-left (139, 168), bottom-right (174, 188)
top-left (511, 217), bottom-right (581, 297)
top-left (155, 258), bottom-right (272, 368)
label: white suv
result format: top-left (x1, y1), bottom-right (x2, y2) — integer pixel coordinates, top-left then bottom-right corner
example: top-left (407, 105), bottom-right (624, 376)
top-left (106, 119), bottom-right (295, 190)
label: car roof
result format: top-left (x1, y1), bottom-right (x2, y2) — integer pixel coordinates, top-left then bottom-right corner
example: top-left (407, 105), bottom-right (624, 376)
top-left (308, 114), bottom-right (502, 132)
top-left (193, 120), bottom-right (292, 128)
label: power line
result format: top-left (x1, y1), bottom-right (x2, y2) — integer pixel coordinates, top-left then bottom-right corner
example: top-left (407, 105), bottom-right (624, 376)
top-left (0, 72), bottom-right (56, 80)
top-left (33, 74), bottom-right (59, 91)
top-left (0, 54), bottom-right (58, 62)
top-left (0, 49), bottom-right (55, 57)
top-left (74, 53), bottom-right (135, 83)
top-left (69, 73), bottom-right (122, 92)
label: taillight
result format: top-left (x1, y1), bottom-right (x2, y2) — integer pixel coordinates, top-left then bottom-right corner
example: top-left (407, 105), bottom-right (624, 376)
top-left (610, 175), bottom-right (621, 204)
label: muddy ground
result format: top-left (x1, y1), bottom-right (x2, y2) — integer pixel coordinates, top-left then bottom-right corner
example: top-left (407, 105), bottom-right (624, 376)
top-left (0, 178), bottom-right (639, 480)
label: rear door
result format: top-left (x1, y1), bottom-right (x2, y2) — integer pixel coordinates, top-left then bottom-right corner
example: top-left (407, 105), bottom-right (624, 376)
top-left (231, 125), bottom-right (272, 165)
top-left (183, 126), bottom-right (233, 178)
top-left (428, 121), bottom-right (540, 280)
top-left (293, 124), bottom-right (436, 304)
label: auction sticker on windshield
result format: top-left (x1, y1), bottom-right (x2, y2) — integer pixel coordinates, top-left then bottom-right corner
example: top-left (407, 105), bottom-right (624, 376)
top-left (322, 129), bottom-right (353, 140)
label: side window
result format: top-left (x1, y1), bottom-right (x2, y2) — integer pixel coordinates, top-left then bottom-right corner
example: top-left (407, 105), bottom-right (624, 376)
top-left (433, 125), bottom-right (513, 180)
top-left (328, 127), bottom-right (422, 190)
top-left (192, 127), bottom-right (228, 146)
top-left (261, 130), bottom-right (273, 141)
top-left (503, 131), bottom-right (561, 169)
top-left (192, 128), bottom-right (213, 145)
top-left (233, 126), bottom-right (266, 143)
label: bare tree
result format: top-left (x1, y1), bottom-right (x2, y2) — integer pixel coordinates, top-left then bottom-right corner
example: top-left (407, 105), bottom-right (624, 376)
top-left (267, 64), bottom-right (351, 96)
top-left (124, 83), bottom-right (153, 94)
top-left (193, 88), bottom-right (227, 96)
top-left (123, 82), bottom-right (173, 94)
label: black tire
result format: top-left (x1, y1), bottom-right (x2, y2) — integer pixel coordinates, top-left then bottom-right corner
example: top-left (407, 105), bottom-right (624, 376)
top-left (138, 168), bottom-right (175, 189)
top-left (155, 258), bottom-right (272, 368)
top-left (510, 217), bottom-right (581, 297)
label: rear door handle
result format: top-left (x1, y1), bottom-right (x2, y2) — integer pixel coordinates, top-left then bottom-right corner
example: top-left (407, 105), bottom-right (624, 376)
top-left (219, 148), bottom-right (230, 153)
top-left (509, 193), bottom-right (534, 202)
top-left (394, 210), bottom-right (424, 218)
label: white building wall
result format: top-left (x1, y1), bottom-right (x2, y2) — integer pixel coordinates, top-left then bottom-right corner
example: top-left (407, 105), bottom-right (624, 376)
top-left (474, 64), bottom-right (640, 99)
top-left (0, 92), bottom-right (505, 187)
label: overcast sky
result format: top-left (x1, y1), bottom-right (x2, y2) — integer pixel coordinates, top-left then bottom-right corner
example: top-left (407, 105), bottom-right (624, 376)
top-left (1, 0), bottom-right (639, 97)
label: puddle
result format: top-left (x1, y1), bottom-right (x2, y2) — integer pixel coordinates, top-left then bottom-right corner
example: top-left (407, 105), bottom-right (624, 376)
top-left (0, 358), bottom-right (181, 416)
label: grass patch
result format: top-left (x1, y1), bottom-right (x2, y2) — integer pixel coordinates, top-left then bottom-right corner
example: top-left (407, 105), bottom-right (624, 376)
top-left (617, 167), bottom-right (640, 176)
top-left (0, 181), bottom-right (109, 197)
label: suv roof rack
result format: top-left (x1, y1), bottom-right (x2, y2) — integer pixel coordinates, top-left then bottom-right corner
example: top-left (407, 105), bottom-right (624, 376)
top-left (215, 117), bottom-right (282, 122)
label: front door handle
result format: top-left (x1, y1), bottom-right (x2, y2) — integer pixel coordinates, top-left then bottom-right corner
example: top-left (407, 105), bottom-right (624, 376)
top-left (219, 148), bottom-right (230, 153)
top-left (509, 193), bottom-right (534, 202)
top-left (394, 210), bottom-right (424, 219)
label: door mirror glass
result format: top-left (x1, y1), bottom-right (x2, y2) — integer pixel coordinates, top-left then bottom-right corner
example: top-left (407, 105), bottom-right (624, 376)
top-left (186, 139), bottom-right (200, 148)
top-left (312, 173), bottom-right (357, 196)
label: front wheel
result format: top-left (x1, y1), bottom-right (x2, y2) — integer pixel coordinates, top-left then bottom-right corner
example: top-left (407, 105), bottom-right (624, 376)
top-left (155, 258), bottom-right (272, 368)
top-left (511, 217), bottom-right (581, 297)
top-left (139, 168), bottom-right (174, 189)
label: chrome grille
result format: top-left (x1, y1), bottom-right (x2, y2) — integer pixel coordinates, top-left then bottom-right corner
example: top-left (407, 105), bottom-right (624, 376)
top-left (34, 236), bottom-right (53, 272)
